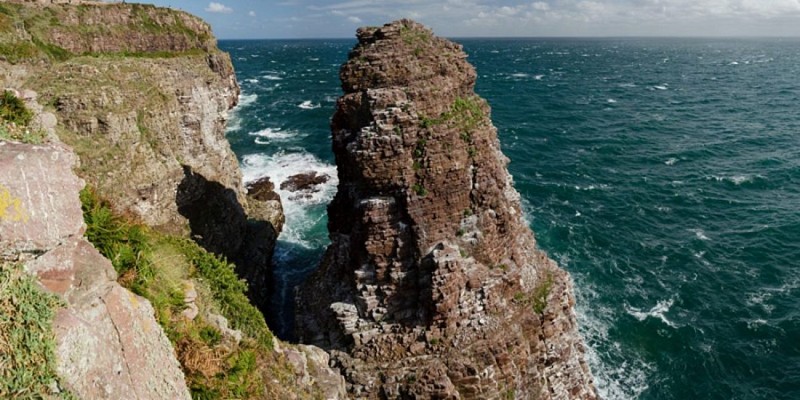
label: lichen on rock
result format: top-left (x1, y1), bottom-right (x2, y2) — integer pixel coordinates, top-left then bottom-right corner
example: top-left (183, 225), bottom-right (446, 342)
top-left (296, 20), bottom-right (598, 399)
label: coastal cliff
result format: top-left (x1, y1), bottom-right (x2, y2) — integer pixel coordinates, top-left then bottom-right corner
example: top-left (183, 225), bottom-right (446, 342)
top-left (0, 0), bottom-right (281, 309)
top-left (1, 1), bottom-right (346, 399)
top-left (296, 20), bottom-right (597, 398)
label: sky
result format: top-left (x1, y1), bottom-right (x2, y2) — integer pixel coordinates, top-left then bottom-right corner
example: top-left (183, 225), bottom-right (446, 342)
top-left (139, 0), bottom-right (800, 39)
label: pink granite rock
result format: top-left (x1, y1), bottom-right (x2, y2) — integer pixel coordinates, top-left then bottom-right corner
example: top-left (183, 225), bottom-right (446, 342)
top-left (2, 141), bottom-right (190, 399)
top-left (0, 141), bottom-right (85, 260)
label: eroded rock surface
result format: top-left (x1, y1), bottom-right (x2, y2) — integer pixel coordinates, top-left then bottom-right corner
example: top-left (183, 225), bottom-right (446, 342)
top-left (1, 0), bottom-right (282, 311)
top-left (296, 20), bottom-right (597, 399)
top-left (1, 141), bottom-right (190, 399)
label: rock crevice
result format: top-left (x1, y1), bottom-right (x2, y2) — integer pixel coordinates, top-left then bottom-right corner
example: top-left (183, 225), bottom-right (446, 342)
top-left (297, 20), bottom-right (597, 399)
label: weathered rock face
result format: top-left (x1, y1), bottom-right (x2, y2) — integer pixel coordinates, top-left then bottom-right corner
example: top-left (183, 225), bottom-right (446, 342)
top-left (0, 141), bottom-right (190, 399)
top-left (0, 1), bottom-right (282, 310)
top-left (296, 20), bottom-right (597, 399)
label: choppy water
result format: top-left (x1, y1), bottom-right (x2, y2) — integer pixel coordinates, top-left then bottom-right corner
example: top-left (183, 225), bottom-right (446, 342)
top-left (220, 38), bottom-right (800, 399)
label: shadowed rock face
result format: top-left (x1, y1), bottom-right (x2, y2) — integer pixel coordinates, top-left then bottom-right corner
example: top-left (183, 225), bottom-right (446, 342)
top-left (296, 20), bottom-right (597, 399)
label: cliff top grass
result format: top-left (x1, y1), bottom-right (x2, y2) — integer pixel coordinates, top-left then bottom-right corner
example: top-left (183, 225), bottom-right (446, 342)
top-left (0, 263), bottom-right (75, 399)
top-left (79, 187), bottom-right (310, 400)
top-left (0, 1), bottom-right (215, 64)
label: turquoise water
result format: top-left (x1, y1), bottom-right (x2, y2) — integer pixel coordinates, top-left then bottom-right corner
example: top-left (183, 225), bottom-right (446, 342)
top-left (220, 38), bottom-right (800, 399)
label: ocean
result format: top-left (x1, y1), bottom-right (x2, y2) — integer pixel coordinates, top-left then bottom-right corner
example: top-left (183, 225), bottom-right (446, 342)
top-left (219, 38), bottom-right (800, 400)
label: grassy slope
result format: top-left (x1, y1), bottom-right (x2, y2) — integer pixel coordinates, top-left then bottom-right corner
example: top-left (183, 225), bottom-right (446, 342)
top-left (81, 188), bottom-right (314, 399)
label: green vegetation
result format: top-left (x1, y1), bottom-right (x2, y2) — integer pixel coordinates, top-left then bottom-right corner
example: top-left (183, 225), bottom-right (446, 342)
top-left (0, 90), bottom-right (33, 126)
top-left (412, 183), bottom-right (428, 197)
top-left (400, 23), bottom-right (432, 47)
top-left (0, 263), bottom-right (74, 399)
top-left (0, 90), bottom-right (47, 144)
top-left (79, 187), bottom-right (302, 399)
top-left (511, 272), bottom-right (554, 315)
top-left (0, 2), bottom-right (211, 65)
top-left (531, 273), bottom-right (554, 314)
top-left (419, 96), bottom-right (485, 136)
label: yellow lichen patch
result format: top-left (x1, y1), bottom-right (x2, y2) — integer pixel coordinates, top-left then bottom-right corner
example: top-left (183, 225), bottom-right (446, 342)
top-left (0, 184), bottom-right (28, 223)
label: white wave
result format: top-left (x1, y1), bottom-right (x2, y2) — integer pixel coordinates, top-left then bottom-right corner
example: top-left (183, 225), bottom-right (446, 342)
top-left (241, 151), bottom-right (338, 247)
top-left (625, 298), bottom-right (678, 328)
top-left (245, 78), bottom-right (259, 84)
top-left (707, 174), bottom-right (758, 185)
top-left (263, 74), bottom-right (284, 80)
top-left (619, 83), bottom-right (637, 88)
top-left (664, 158), bottom-right (678, 165)
top-left (653, 85), bottom-right (668, 90)
top-left (574, 280), bottom-right (655, 400)
top-left (226, 115), bottom-right (241, 132)
top-left (298, 100), bottom-right (320, 110)
top-left (534, 74), bottom-right (545, 80)
top-left (689, 228), bottom-right (710, 241)
top-left (607, 98), bottom-right (617, 104)
top-left (729, 61), bottom-right (739, 65)
top-left (248, 127), bottom-right (299, 141)
top-left (237, 93), bottom-right (258, 108)
top-left (490, 50), bottom-right (500, 54)
top-left (511, 73), bottom-right (529, 78)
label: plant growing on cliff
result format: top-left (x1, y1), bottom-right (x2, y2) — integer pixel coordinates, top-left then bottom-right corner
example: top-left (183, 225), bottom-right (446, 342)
top-left (0, 263), bottom-right (75, 399)
top-left (0, 91), bottom-right (33, 127)
top-left (532, 273), bottom-right (554, 315)
top-left (79, 187), bottom-right (299, 399)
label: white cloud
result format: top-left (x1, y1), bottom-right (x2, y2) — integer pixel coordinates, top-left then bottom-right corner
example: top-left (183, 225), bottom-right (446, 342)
top-left (205, 2), bottom-right (233, 14)
top-left (248, 10), bottom-right (256, 17)
top-left (254, 0), bottom-right (800, 38)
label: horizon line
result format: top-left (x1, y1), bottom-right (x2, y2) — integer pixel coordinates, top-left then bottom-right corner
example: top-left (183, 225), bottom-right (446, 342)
top-left (218, 35), bottom-right (800, 41)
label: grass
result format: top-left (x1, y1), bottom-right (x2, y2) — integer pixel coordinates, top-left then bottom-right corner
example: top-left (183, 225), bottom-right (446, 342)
top-left (419, 96), bottom-right (485, 136)
top-left (79, 187), bottom-right (295, 399)
top-left (0, 263), bottom-right (75, 399)
top-left (511, 272), bottom-right (554, 315)
top-left (0, 2), bottom-right (211, 65)
top-left (0, 91), bottom-right (47, 144)
top-left (412, 183), bottom-right (428, 197)
top-left (1, 91), bottom-right (33, 126)
top-left (531, 273), bottom-right (554, 315)
top-left (0, 123), bottom-right (47, 144)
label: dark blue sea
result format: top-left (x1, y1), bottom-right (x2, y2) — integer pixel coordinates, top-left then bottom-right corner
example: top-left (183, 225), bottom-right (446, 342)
top-left (220, 38), bottom-right (800, 400)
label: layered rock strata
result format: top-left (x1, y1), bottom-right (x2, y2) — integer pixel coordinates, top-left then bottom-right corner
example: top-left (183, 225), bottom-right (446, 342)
top-left (0, 0), bottom-right (282, 309)
top-left (297, 20), bottom-right (597, 399)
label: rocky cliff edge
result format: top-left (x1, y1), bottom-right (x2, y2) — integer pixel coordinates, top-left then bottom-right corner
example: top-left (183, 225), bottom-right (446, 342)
top-left (297, 20), bottom-right (598, 399)
top-left (0, 0), bottom-right (281, 309)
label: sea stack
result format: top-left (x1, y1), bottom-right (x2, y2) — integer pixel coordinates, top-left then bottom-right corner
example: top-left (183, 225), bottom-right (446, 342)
top-left (296, 20), bottom-right (597, 399)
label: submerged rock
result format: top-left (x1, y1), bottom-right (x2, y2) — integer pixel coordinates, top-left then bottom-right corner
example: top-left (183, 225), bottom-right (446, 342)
top-left (280, 171), bottom-right (331, 193)
top-left (296, 20), bottom-right (597, 399)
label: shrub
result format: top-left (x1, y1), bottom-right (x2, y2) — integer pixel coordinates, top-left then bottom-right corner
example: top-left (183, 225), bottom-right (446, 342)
top-left (0, 90), bottom-right (33, 126)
